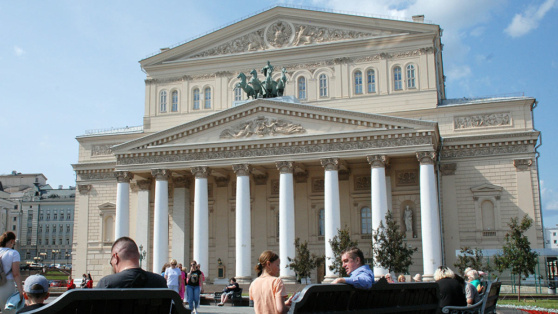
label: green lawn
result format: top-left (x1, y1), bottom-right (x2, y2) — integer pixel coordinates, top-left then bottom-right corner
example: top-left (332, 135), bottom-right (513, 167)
top-left (499, 299), bottom-right (558, 310)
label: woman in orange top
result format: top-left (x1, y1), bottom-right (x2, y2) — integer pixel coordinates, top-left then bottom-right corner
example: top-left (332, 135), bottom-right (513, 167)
top-left (249, 251), bottom-right (294, 314)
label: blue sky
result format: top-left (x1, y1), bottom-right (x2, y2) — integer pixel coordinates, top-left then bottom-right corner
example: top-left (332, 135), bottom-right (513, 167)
top-left (1, 1), bottom-right (557, 226)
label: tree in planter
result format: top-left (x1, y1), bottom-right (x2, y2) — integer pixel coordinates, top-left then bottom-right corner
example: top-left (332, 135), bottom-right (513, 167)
top-left (493, 215), bottom-right (539, 301)
top-left (372, 210), bottom-right (417, 274)
top-left (454, 246), bottom-right (493, 275)
top-left (328, 227), bottom-right (359, 277)
top-left (287, 238), bottom-right (322, 284)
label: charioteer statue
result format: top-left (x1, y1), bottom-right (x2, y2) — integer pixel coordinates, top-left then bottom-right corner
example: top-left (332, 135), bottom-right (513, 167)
top-left (236, 61), bottom-right (288, 99)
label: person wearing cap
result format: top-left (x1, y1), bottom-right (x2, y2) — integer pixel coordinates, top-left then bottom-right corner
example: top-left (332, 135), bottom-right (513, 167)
top-left (16, 275), bottom-right (49, 314)
top-left (97, 237), bottom-right (167, 288)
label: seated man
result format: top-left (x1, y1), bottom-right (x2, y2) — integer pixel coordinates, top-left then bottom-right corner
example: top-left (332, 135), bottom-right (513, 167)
top-left (97, 236), bottom-right (167, 288)
top-left (218, 277), bottom-right (241, 306)
top-left (332, 247), bottom-right (375, 289)
top-left (17, 275), bottom-right (50, 314)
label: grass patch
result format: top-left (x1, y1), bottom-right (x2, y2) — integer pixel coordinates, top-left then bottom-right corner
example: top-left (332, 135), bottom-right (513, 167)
top-left (499, 299), bottom-right (558, 310)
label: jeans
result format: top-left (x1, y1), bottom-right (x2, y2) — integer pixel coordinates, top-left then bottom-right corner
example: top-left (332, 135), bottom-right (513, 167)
top-left (186, 285), bottom-right (200, 310)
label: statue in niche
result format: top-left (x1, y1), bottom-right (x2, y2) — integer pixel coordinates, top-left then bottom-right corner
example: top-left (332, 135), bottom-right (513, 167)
top-left (404, 206), bottom-right (413, 233)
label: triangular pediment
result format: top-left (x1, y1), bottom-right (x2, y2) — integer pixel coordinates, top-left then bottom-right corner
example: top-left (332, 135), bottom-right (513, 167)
top-left (98, 202), bottom-right (116, 210)
top-left (141, 6), bottom-right (438, 67)
top-left (112, 99), bottom-right (437, 154)
top-left (470, 184), bottom-right (503, 195)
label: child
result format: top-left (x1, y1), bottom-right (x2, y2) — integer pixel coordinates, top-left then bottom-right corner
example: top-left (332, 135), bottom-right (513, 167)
top-left (17, 275), bottom-right (50, 313)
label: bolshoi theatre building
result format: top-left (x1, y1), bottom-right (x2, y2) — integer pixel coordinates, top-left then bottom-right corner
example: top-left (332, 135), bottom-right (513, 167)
top-left (72, 6), bottom-right (543, 283)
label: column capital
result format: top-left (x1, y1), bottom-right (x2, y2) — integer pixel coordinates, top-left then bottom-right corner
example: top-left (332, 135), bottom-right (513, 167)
top-left (151, 169), bottom-right (171, 181)
top-left (77, 184), bottom-right (91, 195)
top-left (416, 152), bottom-right (436, 165)
top-left (367, 155), bottom-right (389, 168)
top-left (173, 177), bottom-right (191, 189)
top-left (514, 158), bottom-right (533, 171)
top-left (276, 161), bottom-right (294, 174)
top-left (191, 166), bottom-right (209, 178)
top-left (233, 164), bottom-right (251, 176)
top-left (115, 171), bottom-right (134, 183)
top-left (321, 158), bottom-right (339, 171)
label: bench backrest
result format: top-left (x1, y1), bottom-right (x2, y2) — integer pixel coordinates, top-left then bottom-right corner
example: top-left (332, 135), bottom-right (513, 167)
top-left (482, 281), bottom-right (501, 314)
top-left (289, 278), bottom-right (440, 314)
top-left (25, 288), bottom-right (189, 314)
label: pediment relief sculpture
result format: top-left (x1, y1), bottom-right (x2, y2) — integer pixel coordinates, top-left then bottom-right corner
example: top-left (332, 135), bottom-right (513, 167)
top-left (220, 116), bottom-right (305, 139)
top-left (189, 20), bottom-right (382, 59)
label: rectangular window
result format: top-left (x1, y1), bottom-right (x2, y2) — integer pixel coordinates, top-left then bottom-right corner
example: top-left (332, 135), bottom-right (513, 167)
top-left (12, 225), bottom-right (16, 231)
top-left (54, 213), bottom-right (57, 220)
top-left (234, 86), bottom-right (242, 101)
top-left (367, 70), bottom-right (376, 93)
top-left (13, 217), bottom-right (17, 222)
top-left (28, 213), bottom-right (33, 221)
top-left (354, 72), bottom-right (363, 94)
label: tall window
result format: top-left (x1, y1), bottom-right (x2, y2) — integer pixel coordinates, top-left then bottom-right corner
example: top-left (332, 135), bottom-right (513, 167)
top-left (367, 69), bottom-right (376, 93)
top-left (319, 74), bottom-right (328, 98)
top-left (361, 207), bottom-right (372, 234)
top-left (297, 77), bottom-right (306, 99)
top-left (393, 66), bottom-right (403, 90)
top-left (481, 200), bottom-right (495, 230)
top-left (354, 71), bottom-right (363, 94)
top-left (171, 90), bottom-right (178, 112)
top-left (318, 208), bottom-right (325, 236)
top-left (159, 90), bottom-right (167, 112)
top-left (193, 88), bottom-right (200, 110)
top-left (406, 64), bottom-right (416, 89)
top-left (204, 87), bottom-right (211, 109)
top-left (234, 85), bottom-right (242, 101)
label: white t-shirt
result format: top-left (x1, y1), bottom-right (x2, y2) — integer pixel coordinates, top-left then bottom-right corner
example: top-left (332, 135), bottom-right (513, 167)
top-left (164, 267), bottom-right (181, 287)
top-left (0, 247), bottom-right (20, 280)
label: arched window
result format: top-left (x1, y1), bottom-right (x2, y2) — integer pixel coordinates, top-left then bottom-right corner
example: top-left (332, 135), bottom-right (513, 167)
top-left (481, 200), bottom-right (495, 230)
top-left (367, 69), bottom-right (376, 93)
top-left (234, 85), bottom-right (242, 101)
top-left (298, 77), bottom-right (306, 99)
top-left (361, 207), bottom-right (372, 234)
top-left (171, 90), bottom-right (178, 112)
top-left (193, 88), bottom-right (200, 110)
top-left (393, 66), bottom-right (403, 90)
top-left (318, 208), bottom-right (325, 236)
top-left (354, 71), bottom-right (363, 94)
top-left (159, 90), bottom-right (167, 112)
top-left (406, 64), bottom-right (416, 89)
top-left (319, 74), bottom-right (328, 98)
top-left (204, 87), bottom-right (211, 109)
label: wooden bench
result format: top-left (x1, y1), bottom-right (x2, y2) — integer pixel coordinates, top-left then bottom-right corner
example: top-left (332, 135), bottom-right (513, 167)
top-left (442, 281), bottom-right (501, 314)
top-left (213, 288), bottom-right (243, 306)
top-left (289, 277), bottom-right (440, 313)
top-left (24, 288), bottom-right (190, 314)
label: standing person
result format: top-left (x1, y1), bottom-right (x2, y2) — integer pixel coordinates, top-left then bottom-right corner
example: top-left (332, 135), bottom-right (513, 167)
top-left (66, 276), bottom-right (75, 290)
top-left (186, 261), bottom-right (202, 313)
top-left (435, 266), bottom-right (466, 310)
top-left (80, 274), bottom-right (87, 288)
top-left (164, 259), bottom-right (181, 293)
top-left (332, 247), bottom-right (375, 289)
top-left (160, 263), bottom-right (170, 277)
top-left (249, 250), bottom-right (294, 314)
top-left (86, 274), bottom-right (93, 289)
top-left (0, 231), bottom-right (24, 314)
top-left (96, 237), bottom-right (167, 288)
top-left (178, 264), bottom-right (186, 301)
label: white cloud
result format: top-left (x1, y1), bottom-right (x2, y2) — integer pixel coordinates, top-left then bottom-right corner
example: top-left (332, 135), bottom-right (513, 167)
top-left (541, 180), bottom-right (558, 210)
top-left (504, 0), bottom-right (557, 38)
top-left (445, 64), bottom-right (472, 81)
top-left (13, 46), bottom-right (25, 57)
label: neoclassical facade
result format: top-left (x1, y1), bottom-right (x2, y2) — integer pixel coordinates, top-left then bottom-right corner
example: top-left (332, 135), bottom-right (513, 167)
top-left (72, 7), bottom-right (543, 282)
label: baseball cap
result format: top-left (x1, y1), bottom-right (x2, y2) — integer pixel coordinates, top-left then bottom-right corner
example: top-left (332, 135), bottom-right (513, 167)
top-left (24, 275), bottom-right (49, 294)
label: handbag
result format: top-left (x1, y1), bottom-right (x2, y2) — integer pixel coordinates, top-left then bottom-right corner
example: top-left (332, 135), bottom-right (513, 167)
top-left (5, 291), bottom-right (24, 311)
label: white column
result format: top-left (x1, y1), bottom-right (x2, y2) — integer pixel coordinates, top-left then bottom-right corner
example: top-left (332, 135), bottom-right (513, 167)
top-left (233, 164), bottom-right (251, 283)
top-left (321, 158), bottom-right (341, 280)
top-left (136, 179), bottom-right (151, 270)
top-left (172, 177), bottom-right (189, 268)
top-left (276, 161), bottom-right (296, 282)
top-left (152, 169), bottom-right (170, 274)
top-left (417, 152), bottom-right (442, 281)
top-left (192, 167), bottom-right (209, 277)
top-left (115, 171), bottom-right (134, 239)
top-left (368, 155), bottom-right (389, 277)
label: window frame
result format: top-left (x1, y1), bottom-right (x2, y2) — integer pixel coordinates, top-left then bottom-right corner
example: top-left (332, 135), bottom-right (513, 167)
top-left (159, 90), bottom-right (167, 112)
top-left (297, 76), bottom-right (307, 100)
top-left (406, 64), bottom-right (416, 89)
top-left (354, 70), bottom-right (363, 94)
top-left (319, 74), bottom-right (328, 98)
top-left (171, 90), bottom-right (178, 112)
top-left (393, 66), bottom-right (403, 91)
top-left (204, 87), bottom-right (211, 109)
top-left (360, 206), bottom-right (372, 235)
top-left (193, 88), bottom-right (200, 110)
top-left (367, 69), bottom-right (376, 93)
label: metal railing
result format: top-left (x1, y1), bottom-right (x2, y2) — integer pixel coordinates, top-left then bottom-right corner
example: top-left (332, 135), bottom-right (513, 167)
top-left (84, 125), bottom-right (143, 136)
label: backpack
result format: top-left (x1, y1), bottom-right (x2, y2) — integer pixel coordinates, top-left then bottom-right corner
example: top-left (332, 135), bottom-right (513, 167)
top-left (0, 249), bottom-right (13, 286)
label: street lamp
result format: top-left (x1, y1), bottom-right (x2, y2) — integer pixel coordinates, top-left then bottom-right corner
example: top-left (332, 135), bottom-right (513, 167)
top-left (39, 252), bottom-right (46, 265)
top-left (138, 245), bottom-right (146, 269)
top-left (65, 252), bottom-right (71, 265)
top-left (52, 249), bottom-right (60, 268)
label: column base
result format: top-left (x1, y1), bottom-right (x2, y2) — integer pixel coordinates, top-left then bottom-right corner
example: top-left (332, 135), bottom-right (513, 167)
top-left (321, 275), bottom-right (338, 283)
top-left (422, 274), bottom-right (434, 282)
top-left (280, 276), bottom-right (298, 284)
top-left (235, 276), bottom-right (252, 284)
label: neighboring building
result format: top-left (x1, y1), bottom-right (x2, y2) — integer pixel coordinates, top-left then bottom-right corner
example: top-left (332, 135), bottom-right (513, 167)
top-left (546, 227), bottom-right (558, 249)
top-left (72, 6), bottom-right (543, 282)
top-left (0, 190), bottom-right (18, 235)
top-left (0, 171), bottom-right (75, 266)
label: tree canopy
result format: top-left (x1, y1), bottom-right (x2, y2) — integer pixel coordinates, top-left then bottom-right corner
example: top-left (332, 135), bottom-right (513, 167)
top-left (287, 238), bottom-right (322, 284)
top-left (372, 210), bottom-right (417, 273)
top-left (328, 227), bottom-right (359, 277)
